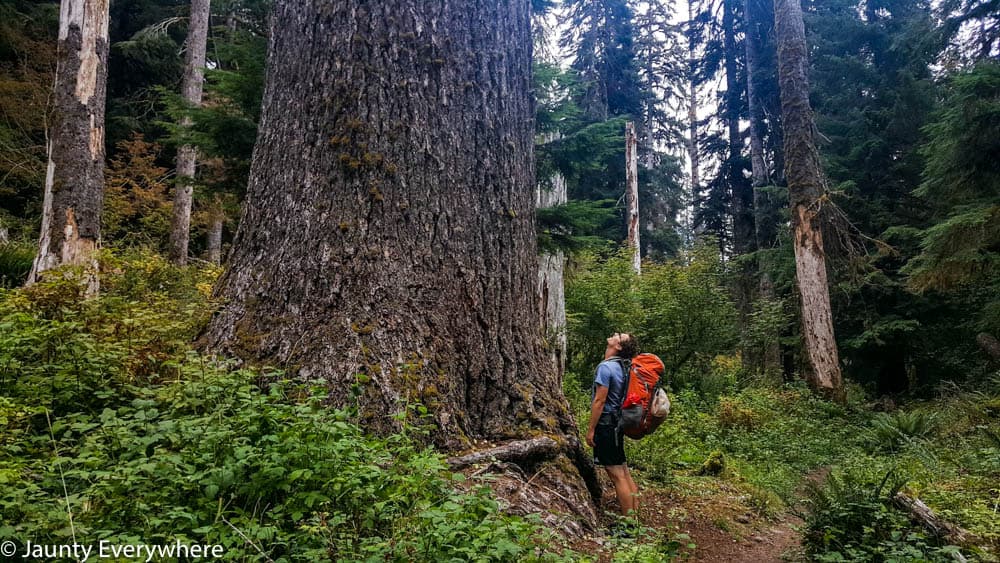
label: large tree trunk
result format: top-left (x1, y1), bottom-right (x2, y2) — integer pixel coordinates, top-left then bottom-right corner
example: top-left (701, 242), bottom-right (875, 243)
top-left (200, 0), bottom-right (599, 534)
top-left (774, 0), bottom-right (845, 402)
top-left (168, 0), bottom-right (210, 266)
top-left (27, 0), bottom-right (110, 295)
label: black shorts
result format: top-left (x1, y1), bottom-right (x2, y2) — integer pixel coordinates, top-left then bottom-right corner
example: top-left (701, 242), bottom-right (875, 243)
top-left (593, 418), bottom-right (626, 466)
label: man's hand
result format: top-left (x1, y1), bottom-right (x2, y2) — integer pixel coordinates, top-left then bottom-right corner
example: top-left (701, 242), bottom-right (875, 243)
top-left (587, 385), bottom-right (608, 449)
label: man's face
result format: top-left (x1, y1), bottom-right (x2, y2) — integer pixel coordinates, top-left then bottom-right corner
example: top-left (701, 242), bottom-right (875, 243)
top-left (607, 333), bottom-right (624, 350)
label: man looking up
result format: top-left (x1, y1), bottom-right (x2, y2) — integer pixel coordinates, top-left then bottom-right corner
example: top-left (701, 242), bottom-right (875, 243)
top-left (586, 332), bottom-right (640, 520)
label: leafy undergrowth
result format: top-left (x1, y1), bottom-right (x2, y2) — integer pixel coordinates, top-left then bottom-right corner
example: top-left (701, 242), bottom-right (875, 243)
top-left (568, 365), bottom-right (1000, 561)
top-left (0, 253), bottom-right (577, 562)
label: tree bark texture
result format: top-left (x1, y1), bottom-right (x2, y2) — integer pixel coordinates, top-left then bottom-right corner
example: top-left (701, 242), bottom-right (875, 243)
top-left (537, 148), bottom-right (567, 384)
top-left (745, 0), bottom-right (769, 192)
top-left (28, 0), bottom-right (109, 295)
top-left (169, 0), bottom-right (211, 266)
top-left (774, 0), bottom-right (845, 402)
top-left (206, 211), bottom-right (224, 265)
top-left (625, 121), bottom-right (641, 274)
top-left (200, 0), bottom-right (598, 529)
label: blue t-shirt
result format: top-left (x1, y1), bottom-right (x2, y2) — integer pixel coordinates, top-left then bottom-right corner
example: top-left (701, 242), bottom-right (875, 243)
top-left (593, 359), bottom-right (626, 415)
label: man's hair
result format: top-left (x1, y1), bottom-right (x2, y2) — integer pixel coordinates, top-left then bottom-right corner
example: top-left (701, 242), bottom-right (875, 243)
top-left (619, 333), bottom-right (639, 359)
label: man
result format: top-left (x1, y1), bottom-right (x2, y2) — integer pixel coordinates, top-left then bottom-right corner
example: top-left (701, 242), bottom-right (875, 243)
top-left (586, 332), bottom-right (640, 519)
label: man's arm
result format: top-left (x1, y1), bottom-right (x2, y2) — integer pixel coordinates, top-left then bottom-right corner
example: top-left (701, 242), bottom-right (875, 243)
top-left (586, 385), bottom-right (608, 447)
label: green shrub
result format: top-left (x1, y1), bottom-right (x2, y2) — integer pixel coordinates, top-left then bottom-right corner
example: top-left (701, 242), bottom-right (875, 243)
top-left (0, 251), bottom-right (576, 562)
top-left (565, 246), bottom-right (738, 396)
top-left (803, 468), bottom-right (961, 561)
top-left (867, 410), bottom-right (938, 452)
top-left (0, 242), bottom-right (34, 287)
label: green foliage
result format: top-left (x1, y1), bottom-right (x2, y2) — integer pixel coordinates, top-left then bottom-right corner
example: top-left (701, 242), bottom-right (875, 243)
top-left (907, 62), bottom-right (1000, 303)
top-left (803, 468), bottom-right (960, 562)
top-left (565, 245), bottom-right (738, 394)
top-left (917, 62), bottom-right (1000, 206)
top-left (696, 450), bottom-right (726, 476)
top-left (0, 251), bottom-right (574, 562)
top-left (536, 200), bottom-right (618, 255)
top-left (607, 530), bottom-right (693, 562)
top-left (867, 410), bottom-right (938, 452)
top-left (0, 0), bottom-right (57, 221)
top-left (0, 242), bottom-right (33, 288)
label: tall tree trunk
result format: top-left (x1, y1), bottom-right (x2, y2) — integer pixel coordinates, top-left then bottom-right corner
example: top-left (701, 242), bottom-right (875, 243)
top-left (169, 0), bottom-right (210, 266)
top-left (725, 0), bottom-right (757, 373)
top-left (774, 0), bottom-right (845, 402)
top-left (200, 0), bottom-right (599, 533)
top-left (28, 0), bottom-right (110, 295)
top-left (686, 1), bottom-right (701, 233)
top-left (745, 0), bottom-right (769, 192)
top-left (205, 194), bottom-right (224, 265)
top-left (745, 0), bottom-right (782, 379)
top-left (536, 137), bottom-right (568, 385)
top-left (625, 121), bottom-right (641, 274)
top-left (725, 0), bottom-right (755, 257)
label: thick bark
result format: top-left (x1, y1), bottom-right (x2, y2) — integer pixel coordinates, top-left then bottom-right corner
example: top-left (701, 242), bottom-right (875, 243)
top-left (448, 437), bottom-right (559, 469)
top-left (625, 121), bottom-right (641, 274)
top-left (201, 0), bottom-right (598, 532)
top-left (774, 0), bottom-right (844, 402)
top-left (28, 0), bottom-right (109, 295)
top-left (169, 0), bottom-right (210, 266)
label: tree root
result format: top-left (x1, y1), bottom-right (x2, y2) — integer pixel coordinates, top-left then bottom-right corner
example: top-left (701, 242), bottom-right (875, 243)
top-left (447, 437), bottom-right (560, 469)
top-left (446, 437), bottom-right (601, 537)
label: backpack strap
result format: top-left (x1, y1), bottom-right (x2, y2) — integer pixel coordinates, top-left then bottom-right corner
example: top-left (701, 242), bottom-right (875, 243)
top-left (613, 356), bottom-right (631, 410)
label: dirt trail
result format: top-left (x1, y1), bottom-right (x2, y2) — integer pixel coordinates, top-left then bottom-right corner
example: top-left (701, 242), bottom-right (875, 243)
top-left (675, 467), bottom-right (828, 562)
top-left (576, 467), bottom-right (829, 561)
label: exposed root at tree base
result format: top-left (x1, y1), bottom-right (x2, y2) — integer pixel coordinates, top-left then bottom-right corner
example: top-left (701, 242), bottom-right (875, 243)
top-left (450, 438), bottom-right (601, 537)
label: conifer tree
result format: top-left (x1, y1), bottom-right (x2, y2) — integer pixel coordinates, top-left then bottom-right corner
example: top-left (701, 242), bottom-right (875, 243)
top-left (201, 0), bottom-right (600, 529)
top-left (775, 0), bottom-right (845, 401)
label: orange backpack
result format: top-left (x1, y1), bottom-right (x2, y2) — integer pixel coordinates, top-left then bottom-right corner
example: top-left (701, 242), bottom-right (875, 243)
top-left (618, 353), bottom-right (668, 439)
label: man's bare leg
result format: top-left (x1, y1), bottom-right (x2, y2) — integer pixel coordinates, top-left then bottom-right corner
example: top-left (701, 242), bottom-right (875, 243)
top-left (604, 464), bottom-right (638, 516)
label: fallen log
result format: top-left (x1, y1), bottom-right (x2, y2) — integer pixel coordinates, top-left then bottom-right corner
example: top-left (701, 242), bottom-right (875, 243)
top-left (892, 492), bottom-right (974, 561)
top-left (447, 437), bottom-right (560, 470)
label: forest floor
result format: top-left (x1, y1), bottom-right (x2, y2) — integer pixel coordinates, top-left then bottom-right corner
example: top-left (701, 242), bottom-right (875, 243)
top-left (573, 466), bottom-right (831, 561)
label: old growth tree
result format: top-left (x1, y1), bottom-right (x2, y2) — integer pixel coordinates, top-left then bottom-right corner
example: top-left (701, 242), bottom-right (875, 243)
top-left (27, 0), bottom-right (110, 292)
top-left (774, 0), bottom-right (845, 401)
top-left (201, 0), bottom-right (599, 529)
